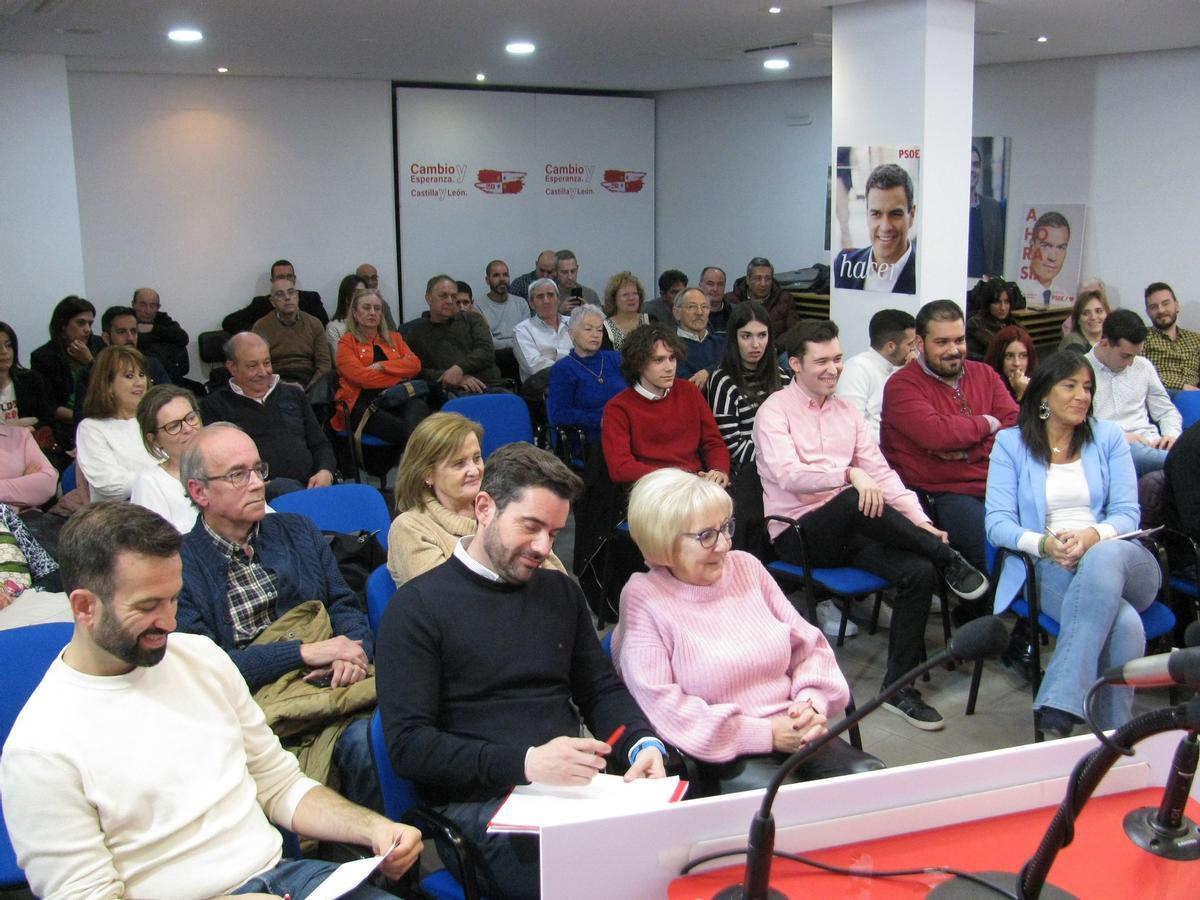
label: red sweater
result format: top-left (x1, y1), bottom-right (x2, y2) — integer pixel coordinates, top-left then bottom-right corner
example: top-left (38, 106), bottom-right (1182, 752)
top-left (602, 381), bottom-right (731, 484)
top-left (880, 359), bottom-right (1018, 496)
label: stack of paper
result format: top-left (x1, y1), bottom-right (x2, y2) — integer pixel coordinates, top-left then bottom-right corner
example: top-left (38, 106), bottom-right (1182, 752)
top-left (488, 774), bottom-right (688, 833)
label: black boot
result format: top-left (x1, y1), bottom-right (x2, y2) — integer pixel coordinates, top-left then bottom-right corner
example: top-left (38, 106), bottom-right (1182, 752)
top-left (1001, 619), bottom-right (1035, 682)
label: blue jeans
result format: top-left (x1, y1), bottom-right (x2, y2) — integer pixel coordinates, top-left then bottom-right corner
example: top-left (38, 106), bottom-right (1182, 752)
top-left (434, 794), bottom-right (540, 900)
top-left (1127, 440), bottom-right (1168, 476)
top-left (1033, 539), bottom-right (1160, 729)
top-left (335, 718), bottom-right (384, 813)
top-left (232, 858), bottom-right (395, 899)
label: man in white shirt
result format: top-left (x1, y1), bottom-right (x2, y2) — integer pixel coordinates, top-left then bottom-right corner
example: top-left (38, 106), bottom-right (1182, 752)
top-left (1085, 309), bottom-right (1181, 476)
top-left (836, 308), bottom-right (916, 443)
top-left (514, 278), bottom-right (573, 418)
top-left (0, 501), bottom-right (421, 900)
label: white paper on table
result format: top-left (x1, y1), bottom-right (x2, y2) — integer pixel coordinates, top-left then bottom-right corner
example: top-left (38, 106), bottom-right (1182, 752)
top-left (304, 847), bottom-right (391, 900)
top-left (487, 773), bottom-right (687, 834)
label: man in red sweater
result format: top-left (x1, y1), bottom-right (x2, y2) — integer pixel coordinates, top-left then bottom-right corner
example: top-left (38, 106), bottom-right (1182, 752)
top-left (881, 299), bottom-right (1018, 619)
top-left (602, 323), bottom-right (730, 486)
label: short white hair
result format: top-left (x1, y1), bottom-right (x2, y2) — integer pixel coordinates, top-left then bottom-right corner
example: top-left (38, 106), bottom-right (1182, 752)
top-left (627, 468), bottom-right (732, 567)
top-left (568, 304), bottom-right (604, 331)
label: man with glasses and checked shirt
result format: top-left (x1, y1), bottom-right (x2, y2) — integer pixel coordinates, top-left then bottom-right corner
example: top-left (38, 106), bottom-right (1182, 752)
top-left (175, 422), bottom-right (380, 810)
top-left (880, 299), bottom-right (1018, 623)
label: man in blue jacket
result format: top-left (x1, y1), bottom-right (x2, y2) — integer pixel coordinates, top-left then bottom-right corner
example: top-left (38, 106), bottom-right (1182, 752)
top-left (175, 422), bottom-right (378, 808)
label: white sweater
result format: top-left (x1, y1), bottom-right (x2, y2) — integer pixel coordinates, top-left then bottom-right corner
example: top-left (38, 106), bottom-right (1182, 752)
top-left (75, 416), bottom-right (159, 501)
top-left (130, 462), bottom-right (197, 533)
top-left (0, 632), bottom-right (319, 899)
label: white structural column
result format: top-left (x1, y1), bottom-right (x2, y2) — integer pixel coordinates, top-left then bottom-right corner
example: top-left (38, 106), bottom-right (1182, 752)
top-left (829, 0), bottom-right (976, 354)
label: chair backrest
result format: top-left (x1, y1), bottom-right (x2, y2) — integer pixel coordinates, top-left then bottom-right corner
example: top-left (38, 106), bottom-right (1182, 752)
top-left (368, 709), bottom-right (423, 822)
top-left (366, 564), bottom-right (398, 634)
top-left (60, 461), bottom-right (76, 495)
top-left (1173, 392), bottom-right (1200, 430)
top-left (442, 394), bottom-right (533, 458)
top-left (0, 622), bottom-right (74, 886)
top-left (269, 484), bottom-right (392, 548)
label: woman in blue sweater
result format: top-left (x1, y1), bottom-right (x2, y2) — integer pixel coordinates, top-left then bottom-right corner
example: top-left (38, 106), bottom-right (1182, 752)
top-left (546, 304), bottom-right (626, 442)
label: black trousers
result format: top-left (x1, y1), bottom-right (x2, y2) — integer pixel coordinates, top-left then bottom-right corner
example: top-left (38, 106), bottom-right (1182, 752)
top-left (774, 488), bottom-right (953, 686)
top-left (347, 395), bottom-right (429, 449)
top-left (693, 737), bottom-right (885, 797)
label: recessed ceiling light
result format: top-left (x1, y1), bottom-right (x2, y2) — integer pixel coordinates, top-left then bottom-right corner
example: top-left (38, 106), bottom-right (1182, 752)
top-left (506, 41), bottom-right (536, 55)
top-left (763, 58), bottom-right (790, 71)
top-left (1036, 35), bottom-right (1049, 43)
top-left (768, 6), bottom-right (782, 13)
top-left (476, 73), bottom-right (487, 82)
top-left (167, 29), bottom-right (203, 43)
top-left (217, 67), bottom-right (228, 74)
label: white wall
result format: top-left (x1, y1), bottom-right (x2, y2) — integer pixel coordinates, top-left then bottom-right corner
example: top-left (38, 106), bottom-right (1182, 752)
top-left (975, 47), bottom-right (1200, 326)
top-left (654, 78), bottom-right (833, 287)
top-left (67, 72), bottom-right (397, 376)
top-left (655, 46), bottom-right (1200, 346)
top-left (0, 52), bottom-right (86, 358)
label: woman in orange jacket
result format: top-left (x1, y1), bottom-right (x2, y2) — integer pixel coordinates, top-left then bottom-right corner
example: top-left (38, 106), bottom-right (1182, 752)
top-left (332, 289), bottom-right (429, 447)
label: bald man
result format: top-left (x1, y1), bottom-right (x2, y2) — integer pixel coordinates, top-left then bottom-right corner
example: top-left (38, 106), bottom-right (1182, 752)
top-left (509, 248), bottom-right (558, 301)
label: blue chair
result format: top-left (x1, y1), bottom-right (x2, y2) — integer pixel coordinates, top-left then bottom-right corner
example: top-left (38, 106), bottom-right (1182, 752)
top-left (0, 622), bottom-right (75, 888)
top-left (269, 483), bottom-right (391, 549)
top-left (1172, 391), bottom-right (1200, 430)
top-left (60, 461), bottom-right (76, 495)
top-left (965, 544), bottom-right (1176, 741)
top-left (442, 394), bottom-right (533, 458)
top-left (366, 564), bottom-right (398, 634)
top-left (368, 710), bottom-right (483, 900)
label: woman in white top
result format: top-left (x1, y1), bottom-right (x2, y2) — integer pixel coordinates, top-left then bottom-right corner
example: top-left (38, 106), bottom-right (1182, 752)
top-left (985, 349), bottom-right (1160, 738)
top-left (130, 384), bottom-right (202, 532)
top-left (75, 346), bottom-right (158, 501)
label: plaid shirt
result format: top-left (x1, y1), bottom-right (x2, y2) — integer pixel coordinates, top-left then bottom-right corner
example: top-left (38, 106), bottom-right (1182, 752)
top-left (1143, 326), bottom-right (1200, 391)
top-left (201, 518), bottom-right (281, 647)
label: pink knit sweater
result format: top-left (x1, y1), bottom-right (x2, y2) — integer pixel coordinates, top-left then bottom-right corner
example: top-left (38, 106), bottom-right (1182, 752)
top-left (612, 550), bottom-right (849, 763)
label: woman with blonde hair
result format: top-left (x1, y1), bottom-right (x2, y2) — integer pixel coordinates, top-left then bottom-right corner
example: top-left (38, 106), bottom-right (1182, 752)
top-left (613, 468), bottom-right (882, 795)
top-left (130, 384), bottom-right (202, 532)
top-left (332, 287), bottom-right (427, 448)
top-left (1059, 286), bottom-right (1110, 352)
top-left (386, 412), bottom-right (565, 586)
top-left (600, 271), bottom-right (650, 351)
top-left (75, 345), bottom-right (158, 501)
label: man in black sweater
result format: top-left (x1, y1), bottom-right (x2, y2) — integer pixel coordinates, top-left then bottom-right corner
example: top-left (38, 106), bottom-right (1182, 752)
top-left (376, 444), bottom-right (665, 900)
top-left (199, 332), bottom-right (336, 498)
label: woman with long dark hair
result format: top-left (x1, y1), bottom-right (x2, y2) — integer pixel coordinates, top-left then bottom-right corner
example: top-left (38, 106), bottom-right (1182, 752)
top-left (30, 296), bottom-right (104, 434)
top-left (0, 321), bottom-right (56, 434)
top-left (985, 349), bottom-right (1160, 738)
top-left (965, 279), bottom-right (1017, 360)
top-left (325, 273), bottom-right (367, 360)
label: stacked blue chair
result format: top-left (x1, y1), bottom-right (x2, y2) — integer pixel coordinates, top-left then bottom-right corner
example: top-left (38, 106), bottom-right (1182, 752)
top-left (366, 564), bottom-right (399, 634)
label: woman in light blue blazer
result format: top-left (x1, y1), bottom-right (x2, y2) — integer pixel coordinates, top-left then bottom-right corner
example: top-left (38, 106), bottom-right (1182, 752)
top-left (985, 350), bottom-right (1160, 737)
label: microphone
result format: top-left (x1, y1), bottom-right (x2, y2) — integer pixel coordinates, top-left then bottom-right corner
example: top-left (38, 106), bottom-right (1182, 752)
top-left (1102, 646), bottom-right (1200, 688)
top-left (711, 616), bottom-right (1009, 900)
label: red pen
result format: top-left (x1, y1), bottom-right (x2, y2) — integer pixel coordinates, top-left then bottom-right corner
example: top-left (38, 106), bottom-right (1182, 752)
top-left (603, 724), bottom-right (626, 747)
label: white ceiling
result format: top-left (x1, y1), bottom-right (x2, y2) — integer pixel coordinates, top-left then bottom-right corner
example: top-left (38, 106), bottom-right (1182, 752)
top-left (1, 0), bottom-right (1197, 91)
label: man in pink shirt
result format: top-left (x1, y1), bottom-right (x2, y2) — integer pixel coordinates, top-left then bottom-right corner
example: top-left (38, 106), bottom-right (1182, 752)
top-left (753, 320), bottom-right (988, 732)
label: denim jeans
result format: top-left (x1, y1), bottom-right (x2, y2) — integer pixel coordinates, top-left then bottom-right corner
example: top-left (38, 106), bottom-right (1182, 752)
top-left (1127, 440), bottom-right (1169, 477)
top-left (232, 857), bottom-right (395, 899)
top-left (335, 717), bottom-right (385, 813)
top-left (433, 795), bottom-right (540, 900)
top-left (1033, 538), bottom-right (1160, 729)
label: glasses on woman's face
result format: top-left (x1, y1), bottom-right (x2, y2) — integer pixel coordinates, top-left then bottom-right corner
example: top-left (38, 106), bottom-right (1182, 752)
top-left (202, 462), bottom-right (269, 487)
top-left (157, 410), bottom-right (200, 435)
top-left (681, 517), bottom-right (735, 549)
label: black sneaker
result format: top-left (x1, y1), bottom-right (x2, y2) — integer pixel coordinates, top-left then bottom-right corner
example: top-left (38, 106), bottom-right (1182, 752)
top-left (1035, 706), bottom-right (1080, 740)
top-left (882, 687), bottom-right (945, 731)
top-left (943, 551), bottom-right (988, 601)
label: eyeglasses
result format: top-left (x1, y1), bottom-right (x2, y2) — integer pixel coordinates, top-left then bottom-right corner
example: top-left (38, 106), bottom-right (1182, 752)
top-left (681, 517), bottom-right (735, 549)
top-left (157, 410), bottom-right (200, 435)
top-left (201, 462), bottom-right (268, 487)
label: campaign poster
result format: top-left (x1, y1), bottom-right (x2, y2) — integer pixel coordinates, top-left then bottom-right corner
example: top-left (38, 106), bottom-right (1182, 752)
top-left (968, 136), bottom-right (1011, 282)
top-left (830, 145), bottom-right (921, 296)
top-left (1010, 203), bottom-right (1087, 307)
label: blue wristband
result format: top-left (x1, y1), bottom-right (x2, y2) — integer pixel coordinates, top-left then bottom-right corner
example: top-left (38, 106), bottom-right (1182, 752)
top-left (628, 737), bottom-right (667, 764)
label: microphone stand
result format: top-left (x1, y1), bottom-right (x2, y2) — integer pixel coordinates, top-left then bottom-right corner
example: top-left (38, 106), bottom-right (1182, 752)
top-left (712, 616), bottom-right (1009, 900)
top-left (1122, 727), bottom-right (1200, 860)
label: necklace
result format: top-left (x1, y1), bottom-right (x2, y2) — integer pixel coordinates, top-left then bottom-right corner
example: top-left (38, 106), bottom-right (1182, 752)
top-left (568, 351), bottom-right (605, 383)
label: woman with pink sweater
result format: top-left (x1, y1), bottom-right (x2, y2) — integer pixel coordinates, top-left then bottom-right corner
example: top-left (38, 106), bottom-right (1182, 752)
top-left (613, 468), bottom-right (883, 795)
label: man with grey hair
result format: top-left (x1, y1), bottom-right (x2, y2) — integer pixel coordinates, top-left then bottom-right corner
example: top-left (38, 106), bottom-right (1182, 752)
top-left (1, 500), bottom-right (420, 898)
top-left (252, 275), bottom-right (332, 389)
top-left (406, 273), bottom-right (504, 396)
top-left (555, 248), bottom-right (601, 313)
top-left (674, 286), bottom-right (723, 389)
top-left (131, 286), bottom-right (191, 381)
top-left (199, 331), bottom-right (335, 498)
top-left (723, 256), bottom-right (799, 350)
top-left (176, 423), bottom-right (380, 809)
top-left (514, 278), bottom-right (573, 419)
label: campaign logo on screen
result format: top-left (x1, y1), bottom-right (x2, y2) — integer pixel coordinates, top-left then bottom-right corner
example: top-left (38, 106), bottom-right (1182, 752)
top-left (475, 170), bottom-right (526, 195)
top-left (409, 163), bottom-right (466, 184)
top-left (601, 170), bottom-right (646, 193)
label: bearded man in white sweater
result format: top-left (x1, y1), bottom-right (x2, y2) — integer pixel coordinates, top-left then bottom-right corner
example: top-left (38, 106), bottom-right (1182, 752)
top-left (0, 501), bottom-right (421, 900)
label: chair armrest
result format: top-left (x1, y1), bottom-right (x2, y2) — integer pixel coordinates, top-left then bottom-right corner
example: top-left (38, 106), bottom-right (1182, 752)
top-left (402, 805), bottom-right (482, 900)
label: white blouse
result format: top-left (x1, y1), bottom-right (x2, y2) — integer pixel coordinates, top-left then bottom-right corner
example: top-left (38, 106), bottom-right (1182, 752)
top-left (75, 417), bottom-right (159, 501)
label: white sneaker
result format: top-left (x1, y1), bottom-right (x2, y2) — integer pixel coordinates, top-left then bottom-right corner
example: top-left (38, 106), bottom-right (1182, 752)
top-left (816, 599), bottom-right (858, 638)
